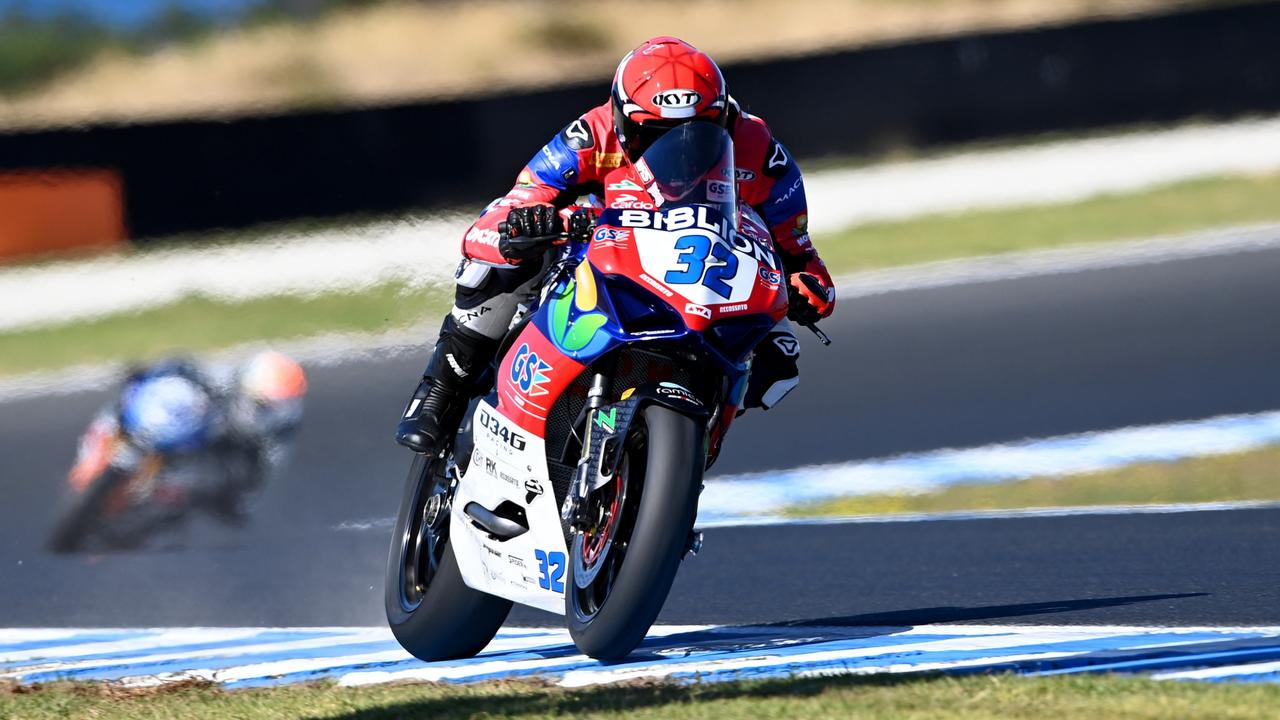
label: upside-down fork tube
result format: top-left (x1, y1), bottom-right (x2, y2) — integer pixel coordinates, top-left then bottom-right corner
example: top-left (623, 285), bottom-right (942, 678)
top-left (565, 372), bottom-right (610, 529)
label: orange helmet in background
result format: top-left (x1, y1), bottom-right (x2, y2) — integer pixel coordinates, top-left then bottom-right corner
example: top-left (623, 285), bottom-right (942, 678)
top-left (239, 350), bottom-right (307, 404)
top-left (611, 36), bottom-right (728, 161)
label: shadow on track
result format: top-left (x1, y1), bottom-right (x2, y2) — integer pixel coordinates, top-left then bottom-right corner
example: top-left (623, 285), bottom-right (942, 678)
top-left (305, 673), bottom-right (921, 720)
top-left (775, 593), bottom-right (1208, 627)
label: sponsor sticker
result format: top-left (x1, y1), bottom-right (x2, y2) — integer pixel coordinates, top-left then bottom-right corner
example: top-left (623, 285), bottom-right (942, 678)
top-left (510, 343), bottom-right (552, 397)
top-left (657, 381), bottom-right (702, 406)
top-left (772, 176), bottom-right (803, 206)
top-left (479, 409), bottom-right (527, 451)
top-left (636, 159), bottom-right (654, 183)
top-left (652, 89), bottom-right (702, 108)
top-left (607, 179), bottom-right (644, 192)
top-left (706, 179), bottom-right (732, 202)
top-left (685, 302), bottom-right (712, 320)
top-left (522, 479), bottom-right (542, 502)
top-left (652, 89), bottom-right (702, 114)
top-left (465, 226), bottom-right (501, 247)
top-left (592, 227), bottom-right (631, 247)
top-left (610, 194), bottom-right (656, 210)
top-left (591, 151), bottom-right (624, 169)
top-left (638, 272), bottom-right (675, 298)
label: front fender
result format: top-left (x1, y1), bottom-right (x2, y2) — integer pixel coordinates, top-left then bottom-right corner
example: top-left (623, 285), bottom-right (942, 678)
top-left (586, 381), bottom-right (709, 485)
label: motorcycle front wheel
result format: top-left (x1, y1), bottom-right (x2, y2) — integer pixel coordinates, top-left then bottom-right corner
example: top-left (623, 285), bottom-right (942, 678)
top-left (567, 405), bottom-right (704, 659)
top-left (384, 453), bottom-right (512, 661)
top-left (48, 466), bottom-right (136, 553)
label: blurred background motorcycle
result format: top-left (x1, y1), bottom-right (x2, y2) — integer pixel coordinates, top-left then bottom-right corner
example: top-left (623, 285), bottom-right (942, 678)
top-left (48, 350), bottom-right (307, 553)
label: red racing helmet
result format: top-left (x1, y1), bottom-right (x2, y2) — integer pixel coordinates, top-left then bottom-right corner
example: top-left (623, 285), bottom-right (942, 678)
top-left (611, 37), bottom-right (728, 161)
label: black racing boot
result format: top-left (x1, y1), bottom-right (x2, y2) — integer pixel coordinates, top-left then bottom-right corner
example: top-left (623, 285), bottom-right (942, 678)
top-left (396, 375), bottom-right (465, 454)
top-left (395, 317), bottom-right (499, 455)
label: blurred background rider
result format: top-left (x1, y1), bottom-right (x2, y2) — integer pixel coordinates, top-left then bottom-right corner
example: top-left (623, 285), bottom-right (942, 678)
top-left (67, 350), bottom-right (308, 538)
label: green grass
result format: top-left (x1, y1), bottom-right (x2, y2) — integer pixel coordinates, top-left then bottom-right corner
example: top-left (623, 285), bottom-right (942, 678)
top-left (0, 283), bottom-right (449, 377)
top-left (816, 171), bottom-right (1280, 272)
top-left (5, 171), bottom-right (1280, 378)
top-left (795, 444), bottom-right (1280, 517)
top-left (3, 673), bottom-right (1279, 720)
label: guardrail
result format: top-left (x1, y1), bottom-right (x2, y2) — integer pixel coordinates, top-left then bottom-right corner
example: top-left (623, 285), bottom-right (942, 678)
top-left (1, 2), bottom-right (1276, 242)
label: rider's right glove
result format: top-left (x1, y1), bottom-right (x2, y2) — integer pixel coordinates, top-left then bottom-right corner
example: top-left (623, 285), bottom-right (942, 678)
top-left (566, 207), bottom-right (598, 243)
top-left (498, 204), bottom-right (564, 263)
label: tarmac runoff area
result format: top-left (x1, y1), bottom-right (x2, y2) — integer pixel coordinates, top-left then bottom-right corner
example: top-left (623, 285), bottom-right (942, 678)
top-left (3, 115), bottom-right (1280, 333)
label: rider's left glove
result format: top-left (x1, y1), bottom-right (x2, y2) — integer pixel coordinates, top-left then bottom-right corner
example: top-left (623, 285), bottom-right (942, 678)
top-left (787, 272), bottom-right (836, 325)
top-left (498, 204), bottom-right (564, 263)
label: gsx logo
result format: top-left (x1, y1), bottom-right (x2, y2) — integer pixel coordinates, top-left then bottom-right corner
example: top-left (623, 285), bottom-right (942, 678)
top-left (510, 343), bottom-right (552, 396)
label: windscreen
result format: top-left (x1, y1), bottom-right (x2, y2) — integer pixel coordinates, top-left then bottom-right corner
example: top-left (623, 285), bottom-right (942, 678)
top-left (636, 122), bottom-right (737, 226)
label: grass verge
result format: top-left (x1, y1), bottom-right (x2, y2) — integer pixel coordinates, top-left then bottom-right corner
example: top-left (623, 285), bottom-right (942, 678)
top-left (0, 283), bottom-right (449, 377)
top-left (794, 444), bottom-right (1280, 517)
top-left (3, 673), bottom-right (1280, 720)
top-left (4, 171), bottom-right (1280, 377)
top-left (816, 171), bottom-right (1280, 271)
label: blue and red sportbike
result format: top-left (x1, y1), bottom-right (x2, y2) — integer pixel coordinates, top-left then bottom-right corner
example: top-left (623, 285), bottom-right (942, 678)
top-left (385, 122), bottom-right (825, 660)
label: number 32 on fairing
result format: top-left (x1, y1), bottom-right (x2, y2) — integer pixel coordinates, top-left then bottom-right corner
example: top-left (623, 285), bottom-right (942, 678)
top-left (636, 229), bottom-right (760, 305)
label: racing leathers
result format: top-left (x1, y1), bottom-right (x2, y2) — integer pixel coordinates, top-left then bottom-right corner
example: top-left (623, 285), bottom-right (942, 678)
top-left (396, 100), bottom-right (836, 454)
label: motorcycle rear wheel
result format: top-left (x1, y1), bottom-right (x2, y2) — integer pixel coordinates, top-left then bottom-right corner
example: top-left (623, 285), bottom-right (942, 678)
top-left (384, 453), bottom-right (512, 661)
top-left (567, 405), bottom-right (704, 659)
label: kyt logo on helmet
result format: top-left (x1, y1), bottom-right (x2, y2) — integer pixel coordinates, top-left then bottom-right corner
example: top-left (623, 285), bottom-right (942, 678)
top-left (612, 37), bottom-right (728, 160)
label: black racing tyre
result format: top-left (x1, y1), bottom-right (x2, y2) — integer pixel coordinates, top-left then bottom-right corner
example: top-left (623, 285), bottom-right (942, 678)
top-left (567, 405), bottom-right (704, 659)
top-left (47, 466), bottom-right (132, 554)
top-left (384, 454), bottom-right (512, 661)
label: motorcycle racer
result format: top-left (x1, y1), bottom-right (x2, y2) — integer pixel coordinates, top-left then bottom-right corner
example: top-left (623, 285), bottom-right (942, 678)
top-left (397, 36), bottom-right (836, 455)
top-left (71, 351), bottom-right (307, 531)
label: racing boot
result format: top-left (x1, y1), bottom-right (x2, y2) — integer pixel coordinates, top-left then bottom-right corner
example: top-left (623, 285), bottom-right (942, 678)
top-left (396, 317), bottom-right (499, 455)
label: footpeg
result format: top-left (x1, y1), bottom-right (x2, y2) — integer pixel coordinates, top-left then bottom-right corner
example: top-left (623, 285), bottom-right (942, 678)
top-left (463, 501), bottom-right (528, 540)
top-left (685, 530), bottom-right (703, 557)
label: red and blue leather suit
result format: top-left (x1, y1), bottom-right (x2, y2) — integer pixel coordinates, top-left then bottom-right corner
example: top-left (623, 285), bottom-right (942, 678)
top-left (441, 99), bottom-right (833, 411)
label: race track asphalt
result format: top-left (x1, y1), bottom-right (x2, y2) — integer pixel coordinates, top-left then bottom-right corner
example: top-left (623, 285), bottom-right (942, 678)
top-left (2, 243), bottom-right (1279, 628)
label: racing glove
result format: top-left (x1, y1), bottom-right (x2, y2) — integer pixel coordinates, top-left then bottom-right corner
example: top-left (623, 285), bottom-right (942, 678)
top-left (787, 271), bottom-right (836, 325)
top-left (566, 207), bottom-right (598, 243)
top-left (498, 204), bottom-right (564, 263)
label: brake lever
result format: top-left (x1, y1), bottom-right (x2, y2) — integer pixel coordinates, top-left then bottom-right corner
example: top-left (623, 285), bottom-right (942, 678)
top-left (800, 319), bottom-right (832, 346)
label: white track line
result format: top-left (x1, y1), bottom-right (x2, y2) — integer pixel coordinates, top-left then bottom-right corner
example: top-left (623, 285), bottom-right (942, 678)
top-left (833, 222), bottom-right (1280, 300)
top-left (1154, 660), bottom-right (1280, 681)
top-left (6, 625), bottom-right (1277, 688)
top-left (695, 500), bottom-right (1280, 529)
top-left (806, 115), bottom-right (1280, 231)
top-left (696, 409), bottom-right (1280, 520)
top-left (0, 629), bottom-right (390, 678)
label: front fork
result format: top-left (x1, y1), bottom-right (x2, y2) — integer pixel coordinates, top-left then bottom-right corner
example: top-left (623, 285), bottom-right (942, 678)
top-left (560, 372), bottom-right (707, 557)
top-left (563, 372), bottom-right (610, 531)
